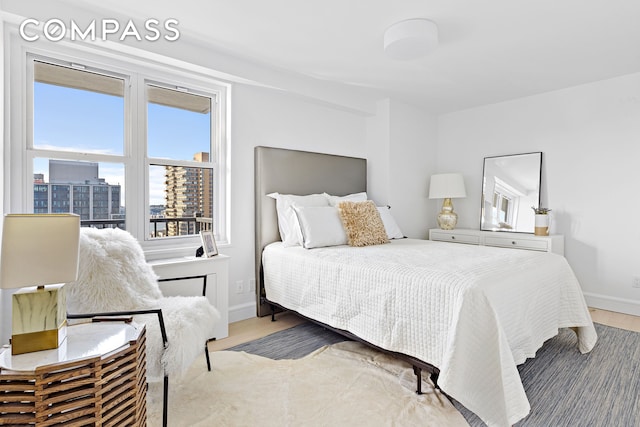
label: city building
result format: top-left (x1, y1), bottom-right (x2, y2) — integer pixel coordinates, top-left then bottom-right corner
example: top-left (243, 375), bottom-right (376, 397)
top-left (163, 152), bottom-right (213, 237)
top-left (33, 160), bottom-right (122, 226)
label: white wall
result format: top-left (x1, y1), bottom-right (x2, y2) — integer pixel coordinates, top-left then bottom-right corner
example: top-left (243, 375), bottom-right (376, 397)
top-left (387, 99), bottom-right (438, 239)
top-left (365, 100), bottom-right (391, 209)
top-left (367, 99), bottom-right (439, 239)
top-left (437, 72), bottom-right (640, 315)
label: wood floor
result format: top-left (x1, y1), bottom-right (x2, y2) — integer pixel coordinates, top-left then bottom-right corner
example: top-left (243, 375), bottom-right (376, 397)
top-left (209, 308), bottom-right (640, 352)
top-left (208, 311), bottom-right (306, 351)
top-left (589, 307), bottom-right (640, 332)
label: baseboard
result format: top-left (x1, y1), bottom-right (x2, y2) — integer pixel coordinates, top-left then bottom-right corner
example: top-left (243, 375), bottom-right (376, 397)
top-left (583, 292), bottom-right (640, 317)
top-left (228, 301), bottom-right (257, 323)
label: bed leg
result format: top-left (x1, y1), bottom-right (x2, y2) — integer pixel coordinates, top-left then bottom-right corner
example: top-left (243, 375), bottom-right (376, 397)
top-left (430, 371), bottom-right (439, 389)
top-left (270, 304), bottom-right (276, 322)
top-left (431, 372), bottom-right (453, 402)
top-left (413, 366), bottom-right (423, 395)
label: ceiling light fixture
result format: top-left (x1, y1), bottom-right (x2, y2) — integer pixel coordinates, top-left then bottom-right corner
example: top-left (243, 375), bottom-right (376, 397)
top-left (384, 18), bottom-right (438, 60)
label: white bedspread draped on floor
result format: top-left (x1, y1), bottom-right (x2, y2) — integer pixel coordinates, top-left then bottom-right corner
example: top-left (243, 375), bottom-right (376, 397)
top-left (263, 239), bottom-right (597, 427)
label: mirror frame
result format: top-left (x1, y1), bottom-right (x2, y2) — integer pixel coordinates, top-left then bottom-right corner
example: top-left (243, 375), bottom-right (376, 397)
top-left (480, 152), bottom-right (542, 234)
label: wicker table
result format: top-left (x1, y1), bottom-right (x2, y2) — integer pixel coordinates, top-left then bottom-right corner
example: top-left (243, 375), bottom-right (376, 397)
top-left (0, 321), bottom-right (147, 426)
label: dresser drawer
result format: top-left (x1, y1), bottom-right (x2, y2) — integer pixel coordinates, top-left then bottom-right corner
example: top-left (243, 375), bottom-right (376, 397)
top-left (484, 236), bottom-right (549, 252)
top-left (430, 231), bottom-right (480, 245)
top-left (428, 229), bottom-right (563, 254)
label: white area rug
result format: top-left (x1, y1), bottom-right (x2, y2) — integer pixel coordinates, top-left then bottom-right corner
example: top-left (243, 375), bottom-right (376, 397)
top-left (147, 341), bottom-right (468, 426)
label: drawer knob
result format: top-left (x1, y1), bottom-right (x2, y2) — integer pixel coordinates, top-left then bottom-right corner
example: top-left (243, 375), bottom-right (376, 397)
top-left (451, 236), bottom-right (455, 240)
top-left (511, 241), bottom-right (516, 245)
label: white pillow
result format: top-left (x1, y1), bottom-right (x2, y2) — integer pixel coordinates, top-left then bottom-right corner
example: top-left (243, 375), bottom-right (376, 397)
top-left (267, 193), bottom-right (329, 246)
top-left (326, 191), bottom-right (368, 207)
top-left (377, 206), bottom-right (404, 239)
top-left (293, 206), bottom-right (347, 249)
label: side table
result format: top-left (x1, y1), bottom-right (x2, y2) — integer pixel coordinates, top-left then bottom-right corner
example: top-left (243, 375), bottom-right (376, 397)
top-left (0, 321), bottom-right (147, 426)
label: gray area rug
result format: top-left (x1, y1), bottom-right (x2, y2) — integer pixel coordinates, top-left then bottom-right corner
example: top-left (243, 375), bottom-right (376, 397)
top-left (229, 321), bottom-right (349, 358)
top-left (230, 321), bottom-right (640, 427)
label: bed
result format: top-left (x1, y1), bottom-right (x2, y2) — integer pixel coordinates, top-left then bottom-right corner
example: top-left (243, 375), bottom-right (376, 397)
top-left (254, 146), bottom-right (597, 427)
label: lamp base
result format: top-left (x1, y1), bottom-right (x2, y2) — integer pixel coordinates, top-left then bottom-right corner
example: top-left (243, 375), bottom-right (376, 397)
top-left (437, 198), bottom-right (459, 230)
top-left (11, 325), bottom-right (67, 355)
top-left (11, 284), bottom-right (67, 355)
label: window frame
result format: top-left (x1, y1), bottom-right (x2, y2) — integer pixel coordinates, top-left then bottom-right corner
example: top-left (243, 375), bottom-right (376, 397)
top-left (144, 80), bottom-right (219, 242)
top-left (6, 31), bottom-right (230, 257)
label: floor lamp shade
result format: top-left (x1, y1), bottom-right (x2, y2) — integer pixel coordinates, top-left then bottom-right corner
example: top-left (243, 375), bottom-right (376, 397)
top-left (429, 174), bottom-right (466, 230)
top-left (1, 214), bottom-right (80, 354)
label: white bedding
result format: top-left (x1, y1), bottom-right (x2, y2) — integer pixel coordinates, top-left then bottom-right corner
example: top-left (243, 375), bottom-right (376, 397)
top-left (263, 238), bottom-right (598, 427)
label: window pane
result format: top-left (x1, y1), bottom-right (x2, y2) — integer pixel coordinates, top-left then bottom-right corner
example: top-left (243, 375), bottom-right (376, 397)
top-left (33, 61), bottom-right (124, 155)
top-left (147, 85), bottom-right (212, 160)
top-left (149, 160), bottom-right (213, 238)
top-left (33, 158), bottom-right (125, 229)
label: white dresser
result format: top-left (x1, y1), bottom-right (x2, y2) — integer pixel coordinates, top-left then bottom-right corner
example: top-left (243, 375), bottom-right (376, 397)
top-left (429, 228), bottom-right (564, 255)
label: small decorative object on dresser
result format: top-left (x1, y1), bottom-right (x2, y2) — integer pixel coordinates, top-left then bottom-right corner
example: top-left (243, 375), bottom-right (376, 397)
top-left (532, 206), bottom-right (551, 236)
top-left (428, 173), bottom-right (467, 230)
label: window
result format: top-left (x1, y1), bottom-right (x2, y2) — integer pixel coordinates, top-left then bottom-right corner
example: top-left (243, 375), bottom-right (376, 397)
top-left (147, 84), bottom-right (215, 239)
top-left (32, 59), bottom-right (127, 230)
top-left (491, 178), bottom-right (520, 228)
top-left (10, 47), bottom-right (229, 252)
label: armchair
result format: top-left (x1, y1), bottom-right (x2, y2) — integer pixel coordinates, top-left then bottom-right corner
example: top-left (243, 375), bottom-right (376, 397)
top-left (65, 227), bottom-right (220, 427)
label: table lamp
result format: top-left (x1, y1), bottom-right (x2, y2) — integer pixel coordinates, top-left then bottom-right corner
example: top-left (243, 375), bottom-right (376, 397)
top-left (429, 173), bottom-right (467, 230)
top-left (1, 214), bottom-right (80, 354)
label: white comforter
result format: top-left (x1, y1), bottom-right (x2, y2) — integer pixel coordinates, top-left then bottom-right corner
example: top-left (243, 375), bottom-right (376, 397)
top-left (263, 239), bottom-right (597, 427)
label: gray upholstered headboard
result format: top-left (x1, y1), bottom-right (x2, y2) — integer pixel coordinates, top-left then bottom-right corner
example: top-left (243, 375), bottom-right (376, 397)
top-left (254, 146), bottom-right (367, 316)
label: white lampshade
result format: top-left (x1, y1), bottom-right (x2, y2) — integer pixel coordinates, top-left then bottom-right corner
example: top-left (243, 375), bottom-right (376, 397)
top-left (384, 19), bottom-right (438, 60)
top-left (1, 214), bottom-right (80, 289)
top-left (429, 173), bottom-right (467, 199)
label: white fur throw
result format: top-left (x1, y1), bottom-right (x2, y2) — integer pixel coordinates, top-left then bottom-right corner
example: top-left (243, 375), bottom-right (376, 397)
top-left (66, 227), bottom-right (220, 381)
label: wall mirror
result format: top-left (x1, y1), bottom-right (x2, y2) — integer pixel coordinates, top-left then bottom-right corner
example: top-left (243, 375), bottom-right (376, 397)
top-left (480, 152), bottom-right (542, 233)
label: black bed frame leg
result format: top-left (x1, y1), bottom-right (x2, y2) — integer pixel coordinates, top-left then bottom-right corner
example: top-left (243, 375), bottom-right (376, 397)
top-left (270, 304), bottom-right (276, 322)
top-left (413, 366), bottom-right (423, 395)
top-left (430, 371), bottom-right (439, 389)
top-left (430, 372), bottom-right (453, 402)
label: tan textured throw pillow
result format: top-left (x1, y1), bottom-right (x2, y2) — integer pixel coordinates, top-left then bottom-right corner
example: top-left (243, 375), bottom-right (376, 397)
top-left (338, 200), bottom-right (390, 247)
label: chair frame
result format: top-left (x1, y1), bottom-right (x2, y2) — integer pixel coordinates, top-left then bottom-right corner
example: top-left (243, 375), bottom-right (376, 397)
top-left (67, 273), bottom-right (215, 427)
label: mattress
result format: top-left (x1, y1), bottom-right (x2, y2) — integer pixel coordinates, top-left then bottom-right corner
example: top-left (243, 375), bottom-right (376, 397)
top-left (262, 238), bottom-right (598, 427)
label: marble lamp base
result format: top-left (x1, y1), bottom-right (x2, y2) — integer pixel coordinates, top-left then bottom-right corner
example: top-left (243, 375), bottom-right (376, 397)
top-left (11, 283), bottom-right (67, 355)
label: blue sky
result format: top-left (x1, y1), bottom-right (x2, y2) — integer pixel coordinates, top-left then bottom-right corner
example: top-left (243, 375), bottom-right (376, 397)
top-left (33, 82), bottom-right (211, 205)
